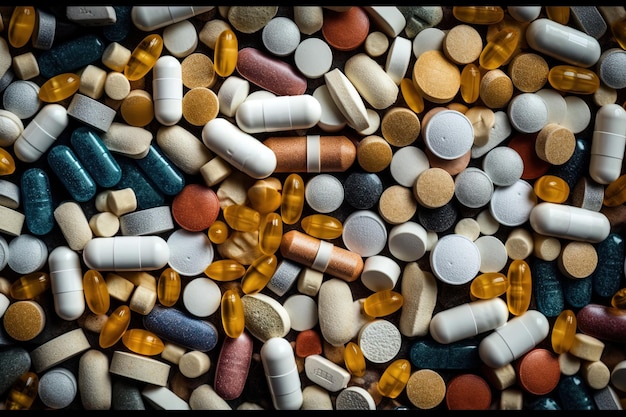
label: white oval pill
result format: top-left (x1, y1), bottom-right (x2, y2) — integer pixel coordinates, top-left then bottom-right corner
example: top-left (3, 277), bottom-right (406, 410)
top-left (312, 84), bottom-right (347, 132)
top-left (490, 179), bottom-right (537, 227)
top-left (342, 210), bottom-right (387, 257)
top-left (182, 277), bottom-right (221, 317)
top-left (294, 37), bottom-right (333, 79)
top-left (423, 109), bottom-right (474, 160)
top-left (385, 36), bottom-right (412, 85)
top-left (283, 294), bottom-right (318, 331)
top-left (430, 234), bottom-right (481, 285)
top-left (413, 27), bottom-right (445, 58)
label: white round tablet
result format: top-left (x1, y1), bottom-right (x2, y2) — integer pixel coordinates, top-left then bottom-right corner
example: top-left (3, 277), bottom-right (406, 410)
top-left (389, 145), bottom-right (429, 187)
top-left (305, 174), bottom-right (344, 213)
top-left (489, 179), bottom-right (537, 227)
top-left (358, 319), bottom-right (402, 363)
top-left (313, 84), bottom-right (347, 132)
top-left (385, 36), bottom-right (412, 85)
top-left (360, 255), bottom-right (401, 292)
top-left (388, 221), bottom-right (428, 262)
top-left (482, 146), bottom-right (524, 186)
top-left (429, 234), bottom-right (481, 285)
top-left (412, 27), bottom-right (445, 58)
top-left (294, 37), bottom-right (333, 79)
top-left (282, 294), bottom-right (318, 331)
top-left (182, 277), bottom-right (221, 317)
top-left (163, 20), bottom-right (198, 58)
top-left (342, 210), bottom-right (388, 257)
top-left (167, 229), bottom-right (214, 276)
top-left (262, 16), bottom-right (301, 57)
top-left (507, 92), bottom-right (548, 134)
top-left (423, 110), bottom-right (474, 160)
top-left (535, 88), bottom-right (567, 125)
top-left (560, 95), bottom-right (592, 134)
top-left (474, 235), bottom-right (508, 273)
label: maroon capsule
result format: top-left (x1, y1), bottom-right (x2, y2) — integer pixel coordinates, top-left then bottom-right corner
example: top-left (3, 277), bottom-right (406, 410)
top-left (236, 47), bottom-right (307, 96)
top-left (214, 331), bottom-right (253, 400)
top-left (577, 303), bottom-right (626, 344)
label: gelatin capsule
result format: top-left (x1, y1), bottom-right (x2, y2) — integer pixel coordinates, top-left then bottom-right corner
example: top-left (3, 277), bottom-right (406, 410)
top-left (83, 269), bottom-right (110, 315)
top-left (241, 254), bottom-right (278, 295)
top-left (400, 78), bottom-right (424, 113)
top-left (506, 259), bottom-right (532, 316)
top-left (122, 328), bottom-right (165, 356)
top-left (47, 145), bottom-right (97, 202)
top-left (602, 174), bottom-right (626, 207)
top-left (551, 309), bottom-right (577, 354)
top-left (221, 288), bottom-right (245, 339)
top-left (4, 371), bottom-right (38, 410)
top-left (377, 359), bottom-right (411, 398)
top-left (460, 63), bottom-right (481, 104)
top-left (157, 267), bottom-right (181, 307)
top-left (223, 204), bottom-right (261, 232)
top-left (281, 173), bottom-right (305, 225)
top-left (609, 17), bottom-right (626, 50)
top-left (548, 65), bottom-right (600, 94)
top-left (70, 127), bottom-right (122, 189)
top-left (21, 168), bottom-right (55, 236)
top-left (344, 341), bottom-right (366, 377)
top-left (363, 289), bottom-right (404, 317)
top-left (208, 220), bottom-right (230, 244)
top-left (470, 272), bottom-right (509, 299)
top-left (259, 212), bottom-right (283, 255)
top-left (0, 147), bottom-right (16, 176)
top-left (9, 272), bottom-right (50, 300)
top-left (99, 304), bottom-right (131, 349)
top-left (204, 259), bottom-right (246, 282)
top-left (124, 33), bottom-right (164, 81)
top-left (214, 28), bottom-right (238, 77)
top-left (38, 73), bottom-right (80, 103)
top-left (247, 179), bottom-right (282, 214)
top-left (533, 174), bottom-right (570, 203)
top-left (135, 144), bottom-right (185, 196)
top-left (300, 214), bottom-right (343, 240)
top-left (8, 6), bottom-right (36, 48)
top-left (479, 28), bottom-right (519, 70)
top-left (611, 288), bottom-right (626, 309)
top-left (452, 6), bottom-right (504, 25)
top-left (546, 6), bottom-right (570, 25)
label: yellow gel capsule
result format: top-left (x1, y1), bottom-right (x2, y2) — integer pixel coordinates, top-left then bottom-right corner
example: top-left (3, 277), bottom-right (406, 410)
top-left (546, 6), bottom-right (570, 25)
top-left (223, 204), bottom-right (261, 232)
top-left (241, 254), bottom-right (278, 295)
top-left (470, 272), bottom-right (509, 299)
top-left (157, 267), bottom-right (181, 307)
top-left (602, 174), bottom-right (626, 207)
top-left (533, 175), bottom-right (570, 203)
top-left (259, 212), bottom-right (283, 255)
top-left (344, 341), bottom-right (366, 377)
top-left (363, 289), bottom-right (404, 317)
top-left (460, 63), bottom-right (481, 104)
top-left (400, 78), bottom-right (424, 113)
top-left (4, 371), bottom-right (38, 410)
top-left (122, 328), bottom-right (164, 356)
top-left (124, 33), bottom-right (163, 81)
top-left (0, 147), bottom-right (16, 176)
top-left (214, 29), bottom-right (238, 77)
top-left (204, 259), bottom-right (246, 281)
top-left (377, 359), bottom-right (411, 399)
top-left (99, 304), bottom-right (131, 349)
top-left (83, 269), bottom-right (110, 315)
top-left (611, 287), bottom-right (626, 309)
top-left (551, 309), bottom-right (577, 354)
top-left (247, 179), bottom-right (282, 214)
top-left (506, 259), bottom-right (532, 316)
top-left (221, 288), bottom-right (245, 339)
top-left (208, 220), bottom-right (230, 244)
top-left (281, 173), bottom-right (305, 225)
top-left (609, 17), bottom-right (626, 51)
top-left (301, 214), bottom-right (343, 240)
top-left (8, 6), bottom-right (36, 48)
top-left (548, 65), bottom-right (600, 95)
top-left (452, 6), bottom-right (504, 25)
top-left (9, 272), bottom-right (50, 300)
top-left (38, 73), bottom-right (80, 103)
top-left (479, 28), bottom-right (519, 70)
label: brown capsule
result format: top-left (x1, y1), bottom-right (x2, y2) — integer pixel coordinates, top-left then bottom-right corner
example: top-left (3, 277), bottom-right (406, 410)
top-left (263, 135), bottom-right (356, 173)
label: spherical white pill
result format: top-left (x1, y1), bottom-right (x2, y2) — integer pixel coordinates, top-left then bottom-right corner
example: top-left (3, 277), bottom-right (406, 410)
top-left (294, 37), bottom-right (333, 79)
top-left (482, 146), bottom-right (524, 186)
top-left (357, 319), bottom-right (402, 363)
top-left (342, 210), bottom-right (387, 257)
top-left (423, 110), bottom-right (474, 160)
top-left (262, 16), bottom-right (301, 57)
top-left (454, 167), bottom-right (494, 209)
top-left (2, 80), bottom-right (40, 119)
top-left (389, 145), bottom-right (429, 187)
top-left (430, 234), bottom-right (481, 285)
top-left (474, 235), bottom-right (508, 273)
top-left (507, 93), bottom-right (548, 133)
top-left (360, 255), bottom-right (401, 292)
top-left (305, 174), bottom-right (344, 213)
top-left (166, 229), bottom-right (214, 276)
top-left (182, 277), bottom-right (221, 317)
top-left (283, 294), bottom-right (318, 331)
top-left (388, 221), bottom-right (428, 262)
top-left (490, 179), bottom-right (537, 227)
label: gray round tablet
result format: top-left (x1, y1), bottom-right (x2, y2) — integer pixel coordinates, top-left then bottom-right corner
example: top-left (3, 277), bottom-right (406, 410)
top-left (430, 233), bottom-right (481, 285)
top-left (305, 174), bottom-right (344, 214)
top-left (3, 80), bottom-right (41, 119)
top-left (482, 146), bottom-right (524, 186)
top-left (38, 368), bottom-right (77, 409)
top-left (489, 179), bottom-right (537, 227)
top-left (8, 234), bottom-right (48, 275)
top-left (262, 16), bottom-right (300, 57)
top-left (454, 167), bottom-right (494, 209)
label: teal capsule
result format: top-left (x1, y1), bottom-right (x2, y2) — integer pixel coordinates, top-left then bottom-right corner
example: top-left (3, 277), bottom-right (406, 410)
top-left (592, 233), bottom-right (625, 298)
top-left (21, 168), bottom-right (54, 235)
top-left (47, 145), bottom-right (97, 202)
top-left (409, 338), bottom-right (481, 370)
top-left (531, 258), bottom-right (564, 318)
top-left (38, 34), bottom-right (105, 79)
top-left (528, 397), bottom-right (561, 410)
top-left (70, 127), bottom-right (122, 188)
top-left (557, 374), bottom-right (596, 410)
top-left (563, 276), bottom-right (592, 309)
top-left (135, 145), bottom-right (185, 196)
top-left (115, 156), bottom-right (164, 210)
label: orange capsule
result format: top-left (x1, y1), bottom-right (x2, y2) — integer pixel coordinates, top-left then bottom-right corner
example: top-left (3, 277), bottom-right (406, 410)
top-left (0, 147), bottom-right (16, 176)
top-left (551, 309), bottom-right (577, 354)
top-left (157, 267), bottom-right (181, 307)
top-left (453, 6), bottom-right (504, 25)
top-left (533, 175), bottom-right (570, 203)
top-left (377, 359), bottom-right (411, 398)
top-left (208, 220), bottom-right (230, 244)
top-left (241, 254), bottom-right (278, 294)
top-left (400, 78), bottom-right (424, 113)
top-left (124, 33), bottom-right (163, 81)
top-left (281, 173), bottom-right (305, 225)
top-left (9, 272), bottom-right (50, 300)
top-left (122, 328), bottom-right (164, 356)
top-left (8, 6), bottom-right (36, 48)
top-left (506, 259), bottom-right (532, 316)
top-left (38, 73), bottom-right (80, 103)
top-left (344, 341), bottom-right (366, 377)
top-left (479, 28), bottom-right (519, 70)
top-left (470, 272), bottom-right (509, 299)
top-left (83, 269), bottom-right (110, 315)
top-left (548, 65), bottom-right (600, 95)
top-left (258, 212), bottom-right (283, 255)
top-left (204, 259), bottom-right (246, 282)
top-left (214, 29), bottom-right (238, 77)
top-left (363, 290), bottom-right (404, 317)
top-left (99, 304), bottom-right (131, 349)
top-left (221, 288), bottom-right (245, 339)
top-left (300, 214), bottom-right (343, 240)
top-left (460, 63), bottom-right (481, 104)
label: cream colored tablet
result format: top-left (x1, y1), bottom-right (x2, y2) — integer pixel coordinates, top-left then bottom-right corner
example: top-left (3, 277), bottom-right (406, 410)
top-left (385, 36), bottom-right (412, 85)
top-left (30, 328), bottom-right (91, 373)
top-left (324, 68), bottom-right (370, 131)
top-left (474, 235), bottom-right (508, 273)
top-left (294, 37), bottom-right (332, 79)
top-left (358, 319), bottom-right (402, 363)
top-left (163, 20), bottom-right (198, 58)
top-left (110, 351), bottom-right (171, 386)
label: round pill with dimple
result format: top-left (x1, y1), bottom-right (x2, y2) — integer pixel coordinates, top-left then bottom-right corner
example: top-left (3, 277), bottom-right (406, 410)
top-left (515, 348), bottom-right (560, 395)
top-left (378, 185), bottom-right (417, 225)
top-left (8, 234), bottom-right (48, 274)
top-left (507, 92), bottom-right (548, 134)
top-left (489, 179), bottom-right (537, 227)
top-left (305, 174), bottom-right (344, 214)
top-left (294, 37), bottom-right (332, 79)
top-left (380, 107), bottom-right (421, 147)
top-left (321, 6), bottom-right (370, 51)
top-left (474, 235), bottom-right (508, 273)
top-left (3, 300), bottom-right (46, 341)
top-left (597, 48), bottom-right (626, 89)
top-left (182, 277), bottom-right (221, 318)
top-left (357, 135), bottom-right (392, 173)
top-left (430, 233), bottom-right (481, 285)
top-left (343, 172), bottom-right (383, 210)
top-left (171, 183), bottom-right (220, 232)
top-left (3, 80), bottom-right (40, 119)
top-left (454, 167), bottom-right (494, 208)
top-left (342, 210), bottom-right (387, 257)
top-left (38, 367), bottom-right (78, 409)
top-left (423, 109), bottom-right (474, 160)
top-left (388, 221), bottom-right (428, 262)
top-left (414, 167), bottom-right (455, 209)
top-left (357, 319), bottom-right (402, 363)
top-left (445, 373), bottom-right (492, 410)
top-left (167, 229), bottom-right (214, 276)
top-left (482, 146), bottom-right (524, 186)
top-left (181, 53), bottom-right (215, 89)
top-left (389, 145), bottom-right (429, 188)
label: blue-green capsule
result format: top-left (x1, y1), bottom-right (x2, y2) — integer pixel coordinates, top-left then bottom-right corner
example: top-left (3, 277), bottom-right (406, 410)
top-left (47, 145), bottom-right (97, 202)
top-left (134, 145), bottom-right (185, 196)
top-left (70, 127), bottom-right (122, 188)
top-left (563, 276), bottom-right (593, 309)
top-left (557, 374), bottom-right (596, 410)
top-left (409, 338), bottom-right (481, 370)
top-left (38, 34), bottom-right (105, 79)
top-left (21, 168), bottom-right (54, 235)
top-left (115, 156), bottom-right (165, 210)
top-left (592, 233), bottom-right (624, 298)
top-left (531, 258), bottom-right (565, 318)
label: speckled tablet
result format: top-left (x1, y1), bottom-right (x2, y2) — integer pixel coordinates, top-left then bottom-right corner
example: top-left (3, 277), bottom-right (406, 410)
top-left (430, 233), bottom-right (481, 285)
top-left (489, 179), bottom-right (538, 227)
top-left (167, 229), bottom-right (214, 276)
top-left (423, 110), bottom-right (473, 160)
top-left (342, 209), bottom-right (387, 257)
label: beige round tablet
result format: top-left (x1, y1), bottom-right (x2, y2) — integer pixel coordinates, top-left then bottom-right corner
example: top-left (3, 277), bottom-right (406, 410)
top-left (558, 241), bottom-right (598, 279)
top-left (504, 228), bottom-right (534, 260)
top-left (443, 24), bottom-right (483, 65)
top-left (120, 89), bottom-right (154, 127)
top-left (378, 185), bottom-right (418, 225)
top-left (104, 71), bottom-right (131, 101)
top-left (381, 107), bottom-right (421, 147)
top-left (413, 167), bottom-right (455, 209)
top-left (357, 135), bottom-right (392, 172)
top-left (533, 232), bottom-right (561, 261)
top-left (364, 31), bottom-right (389, 57)
top-left (464, 106), bottom-right (495, 147)
top-left (406, 369), bottom-right (446, 409)
top-left (412, 50), bottom-right (461, 103)
top-left (182, 87), bottom-right (219, 126)
top-left (181, 53), bottom-right (216, 89)
top-left (569, 333), bottom-right (605, 362)
top-left (3, 300), bottom-right (45, 341)
top-left (480, 69), bottom-right (514, 109)
top-left (508, 53), bottom-right (549, 93)
top-left (535, 123), bottom-right (576, 165)
top-left (454, 217), bottom-right (481, 241)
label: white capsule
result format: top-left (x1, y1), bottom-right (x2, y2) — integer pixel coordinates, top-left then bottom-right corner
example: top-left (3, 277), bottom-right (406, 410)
top-left (13, 104), bottom-right (68, 163)
top-left (507, 6), bottom-right (541, 22)
top-left (261, 337), bottom-right (303, 410)
top-left (589, 103), bottom-right (626, 184)
top-left (82, 236), bottom-right (170, 271)
top-left (235, 94), bottom-right (322, 134)
top-left (153, 55), bottom-right (183, 126)
top-left (529, 202), bottom-right (610, 243)
top-left (429, 297), bottom-right (509, 344)
top-left (202, 117), bottom-right (277, 179)
top-left (48, 246), bottom-right (85, 321)
top-left (131, 6), bottom-right (215, 31)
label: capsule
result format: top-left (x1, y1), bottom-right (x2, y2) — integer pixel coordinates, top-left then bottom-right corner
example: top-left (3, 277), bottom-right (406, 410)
top-left (131, 6), bottom-right (215, 31)
top-left (263, 135), bottom-right (357, 173)
top-left (281, 173), bottom-right (305, 225)
top-left (545, 6), bottom-right (570, 25)
top-left (470, 272), bottom-right (509, 299)
top-left (363, 289), bottom-right (404, 317)
top-left (13, 104), bottom-right (69, 163)
top-left (82, 236), bottom-right (170, 271)
top-left (551, 309), bottom-right (577, 354)
top-left (223, 204), bottom-right (261, 232)
top-left (204, 259), bottom-right (246, 281)
top-left (247, 179), bottom-right (282, 214)
top-left (529, 202), bottom-right (611, 243)
top-left (235, 94), bottom-right (322, 134)
top-left (48, 246), bottom-right (85, 321)
top-left (70, 127), bottom-right (122, 189)
top-left (157, 267), bottom-right (181, 307)
top-left (590, 104), bottom-right (626, 185)
top-left (21, 168), bottom-right (55, 235)
top-left (135, 144), bottom-right (185, 196)
top-left (377, 359), bottom-right (411, 398)
top-left (259, 212), bottom-right (283, 255)
top-left (47, 145), bottom-right (97, 202)
top-left (214, 29), bottom-right (238, 77)
top-left (38, 34), bottom-right (106, 79)
top-left (124, 33), bottom-right (164, 81)
top-left (9, 272), bottom-right (50, 300)
top-left (99, 304), bottom-right (131, 348)
top-left (603, 174), bottom-right (626, 206)
top-left (608, 15), bottom-right (626, 50)
top-left (4, 371), bottom-right (38, 410)
top-left (533, 175), bottom-right (570, 203)
top-left (122, 328), bottom-right (164, 356)
top-left (460, 63), bottom-right (481, 104)
top-left (221, 288), bottom-right (245, 339)
top-left (479, 28), bottom-right (519, 70)
top-left (208, 220), bottom-right (230, 244)
top-left (452, 6), bottom-right (504, 24)
top-left (241, 254), bottom-right (278, 295)
top-left (400, 78), bottom-right (424, 113)
top-left (344, 341), bottom-right (366, 377)
top-left (8, 6), bottom-right (36, 48)
top-left (260, 337), bottom-right (303, 410)
top-left (0, 147), bottom-right (15, 175)
top-left (38, 73), bottom-right (80, 103)
top-left (300, 214), bottom-right (343, 240)
top-left (612, 288), bottom-right (626, 309)
top-left (83, 269), bottom-right (110, 315)
top-left (548, 65), bottom-right (600, 94)
top-left (152, 55), bottom-right (183, 126)
top-left (506, 259), bottom-right (532, 316)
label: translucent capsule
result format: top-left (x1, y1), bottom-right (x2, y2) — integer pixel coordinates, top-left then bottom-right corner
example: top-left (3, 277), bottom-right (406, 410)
top-left (377, 359), bottom-right (411, 399)
top-left (157, 267), bottom-right (181, 307)
top-left (214, 29), bottom-right (238, 77)
top-left (204, 259), bottom-right (246, 281)
top-left (609, 17), bottom-right (626, 50)
top-left (546, 6), bottom-right (570, 25)
top-left (99, 304), bottom-right (131, 349)
top-left (4, 371), bottom-right (38, 410)
top-left (0, 147), bottom-right (16, 176)
top-left (124, 33), bottom-right (164, 81)
top-left (38, 73), bottom-right (80, 103)
top-left (300, 214), bottom-right (343, 240)
top-left (9, 272), bottom-right (50, 300)
top-left (8, 6), bottom-right (36, 48)
top-left (452, 6), bottom-right (504, 25)
top-left (221, 288), bottom-right (245, 339)
top-left (479, 28), bottom-right (519, 70)
top-left (344, 341), bottom-right (366, 377)
top-left (363, 289), bottom-right (404, 317)
top-left (611, 288), bottom-right (626, 309)
top-left (281, 173), bottom-right (305, 225)
top-left (241, 254), bottom-right (278, 295)
top-left (223, 204), bottom-right (261, 232)
top-left (548, 65), bottom-right (600, 95)
top-left (208, 220), bottom-right (230, 244)
top-left (259, 212), bottom-right (283, 255)
top-left (122, 328), bottom-right (165, 356)
top-left (400, 78), bottom-right (424, 113)
top-left (551, 309), bottom-right (577, 354)
top-left (506, 259), bottom-right (532, 316)
top-left (247, 179), bottom-right (282, 214)
top-left (21, 168), bottom-right (55, 236)
top-left (533, 175), bottom-right (570, 203)
top-left (83, 269), bottom-right (110, 315)
top-left (470, 272), bottom-right (509, 299)
top-left (603, 174), bottom-right (626, 207)
top-left (460, 63), bottom-right (481, 104)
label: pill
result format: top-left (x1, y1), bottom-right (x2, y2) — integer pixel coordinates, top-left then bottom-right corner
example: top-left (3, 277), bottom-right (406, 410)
top-left (241, 292), bottom-right (290, 342)
top-left (67, 93), bottom-right (117, 133)
top-left (324, 67), bottom-right (370, 131)
top-left (489, 179), bottom-right (537, 227)
top-left (213, 331), bottom-right (253, 400)
top-left (430, 233), bottom-right (481, 285)
top-left (70, 127), bottom-right (122, 188)
top-left (445, 373), bottom-right (492, 410)
top-left (235, 94), bottom-right (321, 134)
top-left (260, 337), bottom-right (303, 410)
top-left (2, 80), bottom-right (41, 120)
top-left (182, 277), bottom-right (220, 317)
top-left (2, 300), bottom-right (46, 341)
top-left (335, 386), bottom-right (376, 410)
top-left (166, 229), bottom-right (213, 276)
top-left (38, 34), bottom-right (106, 79)
top-left (78, 349), bottom-right (111, 410)
top-left (37, 367), bottom-right (77, 409)
top-left (294, 37), bottom-right (332, 79)
top-left (341, 209), bottom-right (387, 257)
top-left (143, 385), bottom-right (191, 410)
top-left (344, 53), bottom-right (398, 110)
top-left (358, 319), bottom-right (402, 364)
top-left (577, 303), bottom-right (626, 344)
top-left (152, 55), bottom-right (183, 126)
top-left (82, 236), bottom-right (170, 271)
top-left (529, 202), bottom-right (610, 243)
top-left (30, 328), bottom-right (91, 373)
top-left (13, 103), bottom-right (68, 163)
top-left (443, 24), bottom-right (483, 65)
top-left (47, 145), bottom-right (97, 203)
top-left (304, 174), bottom-right (344, 214)
top-left (131, 6), bottom-right (213, 31)
top-left (236, 47), bottom-right (306, 96)
top-left (378, 184), bottom-right (418, 225)
top-left (321, 6), bottom-right (369, 51)
top-left (109, 350), bottom-right (171, 386)
top-left (406, 369), bottom-right (446, 409)
top-left (143, 304), bottom-right (218, 352)
top-left (423, 109), bottom-right (473, 160)
top-left (381, 106), bottom-right (421, 147)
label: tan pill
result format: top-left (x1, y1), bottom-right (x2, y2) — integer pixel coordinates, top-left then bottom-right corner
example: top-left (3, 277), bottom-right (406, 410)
top-left (109, 350), bottom-right (171, 386)
top-left (364, 31), bottom-right (389, 57)
top-left (412, 50), bottom-right (460, 103)
top-left (324, 68), bottom-right (370, 131)
top-left (480, 69), bottom-right (514, 109)
top-left (414, 167), bottom-right (455, 209)
top-left (344, 53), bottom-right (399, 110)
top-left (119, 271), bottom-right (156, 292)
top-left (106, 188), bottom-right (137, 216)
top-left (481, 363), bottom-right (517, 390)
top-left (381, 107), bottom-right (421, 147)
top-left (12, 52), bottom-right (39, 80)
top-left (54, 201), bottom-right (93, 251)
top-left (89, 211), bottom-right (120, 237)
top-left (179, 351), bottom-right (211, 378)
top-left (443, 24), bottom-right (483, 65)
top-left (105, 272), bottom-right (134, 302)
top-left (78, 349), bottom-right (112, 410)
top-left (101, 41), bottom-right (131, 72)
top-left (504, 227), bottom-right (534, 260)
top-left (161, 342), bottom-right (187, 365)
top-left (3, 300), bottom-right (45, 341)
top-left (533, 232), bottom-right (561, 261)
top-left (104, 71), bottom-right (131, 101)
top-left (558, 352), bottom-right (581, 376)
top-left (101, 122), bottom-right (152, 159)
top-left (378, 184), bottom-right (417, 225)
top-left (182, 87), bottom-right (219, 126)
top-left (399, 262), bottom-right (438, 338)
top-left (569, 333), bottom-right (605, 362)
top-left (357, 135), bottom-right (392, 172)
top-left (200, 156), bottom-right (232, 187)
top-left (508, 52), bottom-right (549, 93)
top-left (406, 369), bottom-right (446, 409)
top-left (156, 125), bottom-right (214, 175)
top-left (30, 328), bottom-right (91, 373)
top-left (199, 19), bottom-right (232, 49)
top-left (465, 106), bottom-right (495, 147)
top-left (558, 241), bottom-right (598, 279)
top-left (129, 284), bottom-right (157, 315)
top-left (535, 123), bottom-right (576, 165)
top-left (581, 360), bottom-right (610, 390)
top-left (181, 52), bottom-right (216, 89)
top-left (120, 89), bottom-right (154, 127)
top-left (0, 205), bottom-right (25, 236)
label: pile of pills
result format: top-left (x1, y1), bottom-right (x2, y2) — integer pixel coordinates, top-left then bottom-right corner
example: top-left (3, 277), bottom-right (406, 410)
top-left (2, 5), bottom-right (626, 411)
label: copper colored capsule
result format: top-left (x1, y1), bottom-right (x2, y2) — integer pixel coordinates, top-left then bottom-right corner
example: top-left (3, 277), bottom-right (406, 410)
top-left (263, 135), bottom-right (356, 173)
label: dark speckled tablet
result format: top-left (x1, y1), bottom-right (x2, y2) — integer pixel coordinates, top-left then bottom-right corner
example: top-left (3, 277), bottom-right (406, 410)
top-left (577, 303), bottom-right (626, 344)
top-left (143, 304), bottom-right (218, 352)
top-left (343, 171), bottom-right (383, 210)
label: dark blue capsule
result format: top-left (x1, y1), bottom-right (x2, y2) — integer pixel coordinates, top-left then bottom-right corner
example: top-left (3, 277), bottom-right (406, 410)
top-left (47, 145), bottom-right (97, 203)
top-left (548, 137), bottom-right (590, 190)
top-left (20, 168), bottom-right (55, 236)
top-left (135, 145), bottom-right (185, 196)
top-left (38, 34), bottom-right (105, 79)
top-left (592, 233), bottom-right (625, 299)
top-left (115, 156), bottom-right (165, 210)
top-left (563, 275), bottom-right (593, 309)
top-left (531, 258), bottom-right (565, 318)
top-left (409, 338), bottom-right (481, 370)
top-left (557, 374), bottom-right (596, 410)
top-left (143, 305), bottom-right (218, 352)
top-left (102, 6), bottom-right (132, 42)
top-left (70, 127), bottom-right (122, 188)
